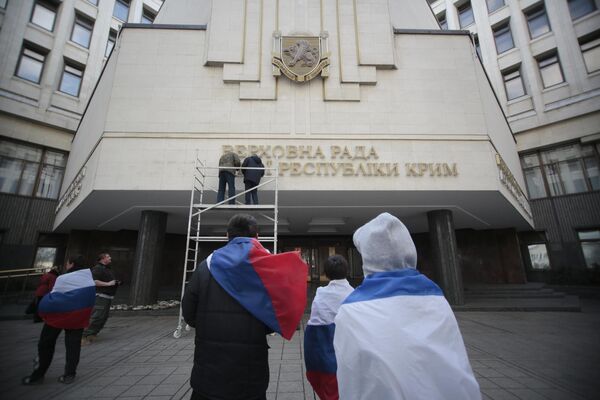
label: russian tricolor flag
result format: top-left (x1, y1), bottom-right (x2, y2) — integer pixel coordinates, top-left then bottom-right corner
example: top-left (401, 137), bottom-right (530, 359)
top-left (38, 269), bottom-right (96, 330)
top-left (208, 237), bottom-right (308, 340)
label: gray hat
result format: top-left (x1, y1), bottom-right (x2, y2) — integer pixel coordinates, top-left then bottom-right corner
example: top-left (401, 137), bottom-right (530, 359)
top-left (353, 212), bottom-right (417, 276)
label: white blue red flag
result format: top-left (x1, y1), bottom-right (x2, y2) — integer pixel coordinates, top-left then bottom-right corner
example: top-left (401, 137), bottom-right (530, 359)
top-left (38, 269), bottom-right (96, 330)
top-left (333, 269), bottom-right (481, 400)
top-left (304, 279), bottom-right (354, 400)
top-left (208, 237), bottom-right (308, 340)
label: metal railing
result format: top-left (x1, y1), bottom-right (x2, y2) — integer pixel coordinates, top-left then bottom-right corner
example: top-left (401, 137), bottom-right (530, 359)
top-left (0, 267), bottom-right (46, 305)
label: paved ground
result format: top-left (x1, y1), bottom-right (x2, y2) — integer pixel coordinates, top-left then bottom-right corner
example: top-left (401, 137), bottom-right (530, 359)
top-left (1, 301), bottom-right (599, 400)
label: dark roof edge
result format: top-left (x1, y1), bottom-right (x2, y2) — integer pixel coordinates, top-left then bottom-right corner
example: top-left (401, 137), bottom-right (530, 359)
top-left (122, 23), bottom-right (207, 30)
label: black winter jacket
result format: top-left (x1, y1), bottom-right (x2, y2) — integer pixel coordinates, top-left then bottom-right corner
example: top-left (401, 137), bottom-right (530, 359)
top-left (182, 260), bottom-right (272, 399)
top-left (241, 155), bottom-right (265, 185)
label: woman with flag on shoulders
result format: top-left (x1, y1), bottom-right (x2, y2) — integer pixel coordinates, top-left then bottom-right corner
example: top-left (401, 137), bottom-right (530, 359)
top-left (22, 255), bottom-right (99, 385)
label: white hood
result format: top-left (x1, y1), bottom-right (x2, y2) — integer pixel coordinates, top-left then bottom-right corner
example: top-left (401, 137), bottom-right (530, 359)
top-left (352, 212), bottom-right (417, 276)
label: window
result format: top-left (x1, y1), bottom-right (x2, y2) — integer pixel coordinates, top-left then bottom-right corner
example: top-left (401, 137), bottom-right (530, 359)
top-left (474, 35), bottom-right (482, 60)
top-left (59, 62), bottom-right (84, 97)
top-left (520, 142), bottom-right (600, 199)
top-left (568, 0), bottom-right (597, 20)
top-left (525, 5), bottom-right (551, 39)
top-left (502, 67), bottom-right (526, 100)
top-left (493, 22), bottom-right (514, 54)
top-left (31, 1), bottom-right (57, 32)
top-left (0, 0), bottom-right (7, 9)
top-left (578, 230), bottom-right (600, 268)
top-left (487, 0), bottom-right (504, 13)
top-left (105, 29), bottom-right (117, 57)
top-left (0, 139), bottom-right (66, 199)
top-left (580, 33), bottom-right (600, 73)
top-left (537, 53), bottom-right (564, 88)
top-left (141, 7), bottom-right (155, 24)
top-left (71, 14), bottom-right (94, 49)
top-left (113, 0), bottom-right (129, 21)
top-left (15, 45), bottom-right (46, 83)
top-left (458, 2), bottom-right (475, 28)
top-left (33, 247), bottom-right (57, 271)
top-left (87, 0), bottom-right (98, 5)
top-left (437, 12), bottom-right (448, 30)
top-left (527, 243), bottom-right (551, 270)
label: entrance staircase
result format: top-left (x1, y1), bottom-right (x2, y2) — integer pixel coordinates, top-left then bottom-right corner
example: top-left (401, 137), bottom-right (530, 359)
top-left (455, 283), bottom-right (581, 311)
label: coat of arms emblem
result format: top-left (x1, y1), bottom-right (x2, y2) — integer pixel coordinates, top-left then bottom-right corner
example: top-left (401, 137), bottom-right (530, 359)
top-left (272, 32), bottom-right (330, 82)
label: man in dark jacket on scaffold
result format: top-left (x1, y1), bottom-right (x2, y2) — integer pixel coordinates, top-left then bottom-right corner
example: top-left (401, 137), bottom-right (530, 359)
top-left (182, 214), bottom-right (308, 400)
top-left (241, 155), bottom-right (265, 205)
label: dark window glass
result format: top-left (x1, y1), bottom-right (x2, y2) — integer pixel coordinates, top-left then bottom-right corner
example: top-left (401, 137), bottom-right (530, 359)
top-left (106, 29), bottom-right (117, 57)
top-left (580, 34), bottom-right (600, 73)
top-left (36, 150), bottom-right (66, 199)
top-left (437, 13), bottom-right (447, 30)
top-left (141, 8), bottom-right (155, 24)
top-left (113, 0), bottom-right (129, 21)
top-left (31, 1), bottom-right (56, 31)
top-left (71, 14), bottom-right (94, 48)
top-left (526, 5), bottom-right (551, 39)
top-left (503, 67), bottom-right (526, 100)
top-left (568, 0), bottom-right (597, 20)
top-left (33, 247), bottom-right (57, 271)
top-left (527, 244), bottom-right (551, 270)
top-left (578, 229), bottom-right (600, 268)
top-left (16, 46), bottom-right (46, 83)
top-left (59, 63), bottom-right (84, 97)
top-left (458, 3), bottom-right (475, 28)
top-left (487, 0), bottom-right (505, 13)
top-left (494, 22), bottom-right (514, 54)
top-left (538, 53), bottom-right (564, 88)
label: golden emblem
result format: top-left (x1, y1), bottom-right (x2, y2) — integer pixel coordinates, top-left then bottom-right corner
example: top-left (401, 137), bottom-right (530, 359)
top-left (272, 32), bottom-right (330, 82)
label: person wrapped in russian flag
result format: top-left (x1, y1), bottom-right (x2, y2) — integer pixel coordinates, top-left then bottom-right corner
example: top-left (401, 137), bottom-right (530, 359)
top-left (333, 213), bottom-right (481, 400)
top-left (22, 255), bottom-right (96, 386)
top-left (183, 214), bottom-right (308, 400)
top-left (304, 255), bottom-right (354, 400)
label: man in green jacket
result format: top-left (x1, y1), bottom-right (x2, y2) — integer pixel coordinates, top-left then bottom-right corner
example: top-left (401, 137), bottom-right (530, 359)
top-left (217, 151), bottom-right (241, 204)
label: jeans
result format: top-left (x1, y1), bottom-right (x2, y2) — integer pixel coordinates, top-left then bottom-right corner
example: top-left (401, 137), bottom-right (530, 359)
top-left (83, 296), bottom-right (112, 337)
top-left (30, 324), bottom-right (83, 379)
top-left (245, 181), bottom-right (259, 205)
top-left (217, 172), bottom-right (236, 204)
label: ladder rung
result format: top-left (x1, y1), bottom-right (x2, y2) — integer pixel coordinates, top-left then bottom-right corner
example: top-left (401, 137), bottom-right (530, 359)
top-left (191, 236), bottom-right (276, 242)
top-left (193, 204), bottom-right (275, 209)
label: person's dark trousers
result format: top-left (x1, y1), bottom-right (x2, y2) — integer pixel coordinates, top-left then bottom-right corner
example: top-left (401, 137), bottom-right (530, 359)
top-left (244, 182), bottom-right (259, 205)
top-left (30, 324), bottom-right (83, 380)
top-left (191, 391), bottom-right (266, 400)
top-left (83, 296), bottom-right (111, 337)
top-left (217, 172), bottom-right (236, 204)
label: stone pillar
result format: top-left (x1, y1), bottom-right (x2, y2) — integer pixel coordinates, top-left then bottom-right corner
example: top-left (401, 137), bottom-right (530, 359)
top-left (427, 209), bottom-right (464, 305)
top-left (130, 211), bottom-right (167, 306)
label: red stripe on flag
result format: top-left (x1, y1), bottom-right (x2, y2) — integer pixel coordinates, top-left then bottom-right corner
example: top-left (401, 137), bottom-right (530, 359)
top-left (306, 371), bottom-right (339, 400)
top-left (40, 306), bottom-right (93, 330)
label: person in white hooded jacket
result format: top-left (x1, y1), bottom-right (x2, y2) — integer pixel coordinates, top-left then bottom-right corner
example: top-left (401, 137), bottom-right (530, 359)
top-left (333, 212), bottom-right (481, 400)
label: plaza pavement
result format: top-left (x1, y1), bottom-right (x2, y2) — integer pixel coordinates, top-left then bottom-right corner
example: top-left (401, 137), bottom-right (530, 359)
top-left (1, 301), bottom-right (599, 400)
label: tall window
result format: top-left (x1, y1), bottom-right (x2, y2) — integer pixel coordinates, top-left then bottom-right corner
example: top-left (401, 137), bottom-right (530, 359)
top-left (521, 142), bottom-right (600, 199)
top-left (0, 139), bottom-right (66, 199)
top-left (487, 0), bottom-right (505, 13)
top-left (527, 243), bottom-right (551, 270)
top-left (568, 0), bottom-right (597, 20)
top-left (71, 14), bottom-right (94, 49)
top-left (31, 1), bottom-right (57, 32)
top-left (141, 7), bottom-right (155, 24)
top-left (59, 62), bottom-right (84, 97)
top-left (502, 67), bottom-right (526, 100)
top-left (105, 29), bottom-right (117, 57)
top-left (578, 229), bottom-right (600, 269)
top-left (437, 12), bottom-right (448, 30)
top-left (493, 22), bottom-right (514, 54)
top-left (458, 2), bottom-right (475, 28)
top-left (113, 0), bottom-right (129, 21)
top-left (15, 45), bottom-right (46, 83)
top-left (474, 35), bottom-right (482, 60)
top-left (580, 33), bottom-right (600, 73)
top-left (525, 5), bottom-right (551, 39)
top-left (537, 52), bottom-right (564, 88)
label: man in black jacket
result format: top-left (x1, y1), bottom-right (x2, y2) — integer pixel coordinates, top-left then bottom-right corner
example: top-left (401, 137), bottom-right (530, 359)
top-left (241, 155), bottom-right (265, 205)
top-left (182, 215), bottom-right (272, 400)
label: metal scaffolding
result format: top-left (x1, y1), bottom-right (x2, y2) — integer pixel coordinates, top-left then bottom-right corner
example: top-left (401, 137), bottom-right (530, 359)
top-left (173, 155), bottom-right (279, 338)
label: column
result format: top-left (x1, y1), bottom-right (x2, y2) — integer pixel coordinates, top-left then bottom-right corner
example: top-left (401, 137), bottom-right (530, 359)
top-left (129, 210), bottom-right (167, 306)
top-left (427, 209), bottom-right (464, 305)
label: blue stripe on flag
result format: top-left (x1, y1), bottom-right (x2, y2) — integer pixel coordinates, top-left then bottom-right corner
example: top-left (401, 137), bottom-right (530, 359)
top-left (38, 285), bottom-right (97, 313)
top-left (210, 238), bottom-right (281, 333)
top-left (343, 269), bottom-right (442, 304)
top-left (304, 323), bottom-right (337, 373)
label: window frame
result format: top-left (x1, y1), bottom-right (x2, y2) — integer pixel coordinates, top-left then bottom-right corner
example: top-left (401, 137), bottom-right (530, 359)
top-left (502, 66), bottom-right (526, 101)
top-left (525, 4), bottom-right (551, 40)
top-left (577, 228), bottom-right (600, 269)
top-left (458, 2), bottom-right (475, 29)
top-left (493, 21), bottom-right (515, 54)
top-left (141, 7), bottom-right (155, 24)
top-left (30, 0), bottom-right (57, 32)
top-left (527, 242), bottom-right (552, 270)
top-left (568, 0), bottom-right (598, 21)
top-left (579, 33), bottom-right (600, 74)
top-left (105, 29), bottom-right (117, 58)
top-left (537, 52), bottom-right (565, 88)
top-left (486, 0), bottom-right (505, 14)
top-left (58, 61), bottom-right (85, 97)
top-left (70, 13), bottom-right (95, 49)
top-left (113, 0), bottom-right (130, 22)
top-left (0, 0), bottom-right (8, 10)
top-left (15, 44), bottom-right (47, 84)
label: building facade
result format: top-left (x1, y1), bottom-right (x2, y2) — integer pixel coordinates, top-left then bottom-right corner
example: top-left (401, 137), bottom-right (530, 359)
top-left (429, 0), bottom-right (600, 282)
top-left (0, 0), bottom-right (162, 270)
